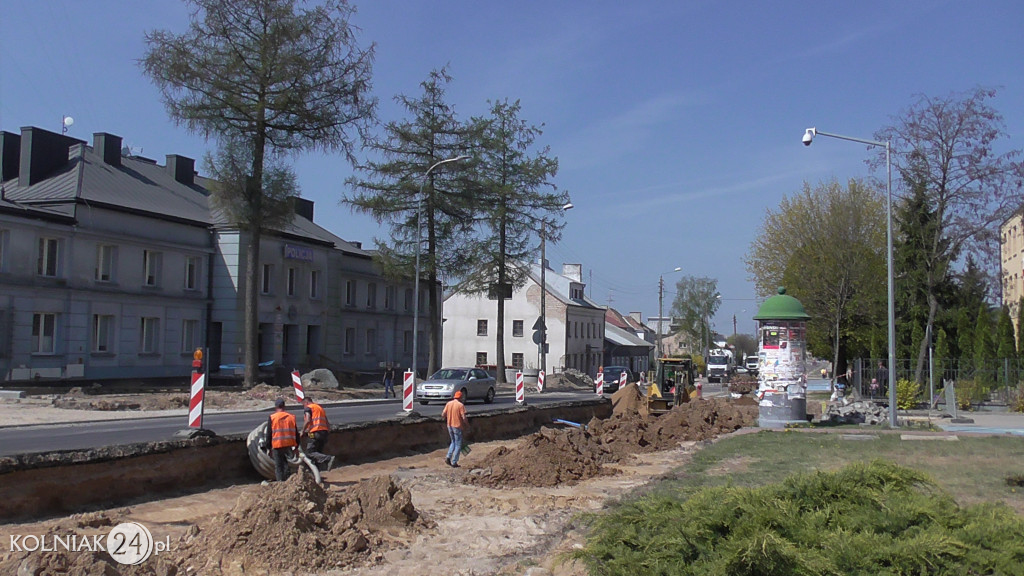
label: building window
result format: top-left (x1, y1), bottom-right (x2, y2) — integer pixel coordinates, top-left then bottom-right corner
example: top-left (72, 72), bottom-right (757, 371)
top-left (287, 267), bottom-right (297, 297)
top-left (366, 282), bottom-right (377, 308)
top-left (344, 327), bottom-right (355, 355)
top-left (404, 288), bottom-right (413, 311)
top-left (477, 319), bottom-right (488, 336)
top-left (184, 255), bottom-right (200, 290)
top-left (261, 264), bottom-right (273, 294)
top-left (181, 319), bottom-right (199, 353)
top-left (365, 328), bottom-right (375, 354)
top-left (385, 285), bottom-right (395, 310)
top-left (345, 280), bottom-right (355, 306)
top-left (310, 270), bottom-right (321, 299)
top-left (140, 317), bottom-right (160, 353)
top-left (96, 245), bottom-right (116, 282)
top-left (38, 237), bottom-right (60, 277)
top-left (513, 320), bottom-right (524, 337)
top-left (92, 314), bottom-right (115, 353)
top-left (143, 250), bottom-right (162, 287)
top-left (476, 351), bottom-right (487, 366)
top-left (512, 353), bottom-right (524, 369)
top-left (32, 313), bottom-right (57, 354)
top-left (403, 330), bottom-right (413, 354)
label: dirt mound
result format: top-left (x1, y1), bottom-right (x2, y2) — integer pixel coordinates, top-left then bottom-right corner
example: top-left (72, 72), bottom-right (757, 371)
top-left (469, 396), bottom-right (757, 489)
top-left (174, 472), bottom-right (421, 574)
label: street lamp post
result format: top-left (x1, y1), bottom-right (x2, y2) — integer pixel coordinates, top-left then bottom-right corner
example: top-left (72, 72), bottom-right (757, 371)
top-left (656, 267), bottom-right (682, 360)
top-left (413, 155), bottom-right (469, 379)
top-left (539, 203), bottom-right (574, 379)
top-left (803, 127), bottom-right (896, 427)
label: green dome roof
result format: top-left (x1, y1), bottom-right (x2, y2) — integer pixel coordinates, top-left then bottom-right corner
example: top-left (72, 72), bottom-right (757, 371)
top-left (754, 287), bottom-right (810, 321)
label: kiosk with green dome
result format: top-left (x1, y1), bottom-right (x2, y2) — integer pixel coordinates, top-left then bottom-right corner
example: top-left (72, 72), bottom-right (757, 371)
top-left (753, 287), bottom-right (811, 428)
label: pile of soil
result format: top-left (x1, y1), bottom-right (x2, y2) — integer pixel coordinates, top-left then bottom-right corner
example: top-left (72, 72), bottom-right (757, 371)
top-left (174, 472), bottom-right (423, 574)
top-left (0, 473), bottom-right (424, 576)
top-left (469, 386), bottom-right (758, 489)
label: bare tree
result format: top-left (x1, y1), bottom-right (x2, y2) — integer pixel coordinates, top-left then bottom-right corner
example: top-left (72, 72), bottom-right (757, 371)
top-left (142, 0), bottom-right (375, 386)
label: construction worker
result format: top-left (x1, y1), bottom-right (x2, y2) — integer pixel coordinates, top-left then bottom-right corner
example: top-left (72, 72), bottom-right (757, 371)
top-left (442, 390), bottom-right (469, 468)
top-left (268, 398), bottom-right (299, 481)
top-left (301, 397), bottom-right (334, 472)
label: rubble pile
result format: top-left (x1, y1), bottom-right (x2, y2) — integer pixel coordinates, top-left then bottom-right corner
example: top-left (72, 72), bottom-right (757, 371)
top-left (821, 400), bottom-right (889, 425)
top-left (469, 385), bottom-right (758, 489)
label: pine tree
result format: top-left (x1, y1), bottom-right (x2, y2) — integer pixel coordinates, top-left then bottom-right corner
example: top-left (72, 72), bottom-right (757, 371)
top-left (996, 306), bottom-right (1017, 387)
top-left (957, 307), bottom-right (974, 371)
top-left (1017, 296), bottom-right (1024, 359)
top-left (934, 327), bottom-right (949, 386)
top-left (973, 304), bottom-right (994, 387)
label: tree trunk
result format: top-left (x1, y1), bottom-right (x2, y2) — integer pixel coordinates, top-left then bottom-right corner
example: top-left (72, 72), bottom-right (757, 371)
top-left (495, 208), bottom-right (508, 384)
top-left (244, 228), bottom-right (261, 387)
top-left (914, 291), bottom-right (939, 384)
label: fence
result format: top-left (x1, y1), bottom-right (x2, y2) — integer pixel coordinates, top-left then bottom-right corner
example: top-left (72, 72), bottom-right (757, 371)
top-left (852, 357), bottom-right (1024, 407)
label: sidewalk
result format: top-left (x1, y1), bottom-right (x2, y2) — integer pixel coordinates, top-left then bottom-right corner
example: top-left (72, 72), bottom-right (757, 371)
top-left (933, 411), bottom-right (1024, 436)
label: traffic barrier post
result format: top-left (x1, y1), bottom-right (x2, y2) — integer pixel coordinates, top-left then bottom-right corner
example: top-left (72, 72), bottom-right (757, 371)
top-left (619, 371), bottom-right (627, 390)
top-left (291, 370), bottom-right (304, 401)
top-left (403, 370), bottom-right (414, 412)
top-left (516, 371), bottom-right (525, 404)
top-left (188, 371), bottom-right (206, 429)
top-left (596, 371), bottom-right (604, 397)
top-left (537, 370), bottom-right (545, 393)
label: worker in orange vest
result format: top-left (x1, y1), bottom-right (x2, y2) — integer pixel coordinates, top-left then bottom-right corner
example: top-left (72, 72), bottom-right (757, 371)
top-left (268, 398), bottom-right (299, 481)
top-left (301, 397), bottom-right (334, 472)
top-left (441, 390), bottom-right (469, 468)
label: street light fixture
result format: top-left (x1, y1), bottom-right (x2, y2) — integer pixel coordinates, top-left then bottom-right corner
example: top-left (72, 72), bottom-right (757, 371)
top-left (657, 267), bottom-right (682, 361)
top-left (412, 155), bottom-right (469, 379)
top-left (539, 202), bottom-right (574, 379)
top-left (803, 127), bottom-right (896, 427)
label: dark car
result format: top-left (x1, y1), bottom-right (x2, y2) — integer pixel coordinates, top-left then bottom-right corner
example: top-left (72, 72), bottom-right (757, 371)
top-left (416, 367), bottom-right (496, 405)
top-left (598, 366), bottom-right (633, 394)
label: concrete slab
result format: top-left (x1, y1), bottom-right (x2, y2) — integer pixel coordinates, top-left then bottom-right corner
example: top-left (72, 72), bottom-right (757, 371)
top-left (840, 434), bottom-right (878, 441)
top-left (900, 434), bottom-right (958, 441)
top-left (0, 390), bottom-right (25, 400)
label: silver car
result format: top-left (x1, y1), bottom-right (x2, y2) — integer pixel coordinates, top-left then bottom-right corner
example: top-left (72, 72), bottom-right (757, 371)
top-left (416, 367), bottom-right (496, 405)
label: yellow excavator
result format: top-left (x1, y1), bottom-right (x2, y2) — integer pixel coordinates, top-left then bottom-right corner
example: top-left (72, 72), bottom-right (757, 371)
top-left (647, 356), bottom-right (696, 415)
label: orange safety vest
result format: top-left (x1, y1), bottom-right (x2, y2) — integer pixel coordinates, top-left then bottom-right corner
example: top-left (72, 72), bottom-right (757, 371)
top-left (270, 411), bottom-right (298, 449)
top-left (307, 403), bottom-right (329, 433)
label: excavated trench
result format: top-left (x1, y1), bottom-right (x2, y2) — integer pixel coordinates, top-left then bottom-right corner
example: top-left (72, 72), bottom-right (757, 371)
top-left (0, 399), bottom-right (609, 521)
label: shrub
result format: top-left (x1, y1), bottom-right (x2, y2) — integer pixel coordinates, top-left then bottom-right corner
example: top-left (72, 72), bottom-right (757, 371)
top-left (953, 379), bottom-right (985, 411)
top-left (1009, 384), bottom-right (1024, 413)
top-left (895, 378), bottom-right (921, 410)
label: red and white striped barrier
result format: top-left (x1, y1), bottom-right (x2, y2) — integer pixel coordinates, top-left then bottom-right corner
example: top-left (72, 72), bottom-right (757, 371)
top-left (515, 371), bottom-right (525, 403)
top-left (695, 381), bottom-right (703, 398)
top-left (188, 371), bottom-right (206, 429)
top-left (619, 371), bottom-right (627, 390)
top-left (292, 370), bottom-right (304, 401)
top-left (403, 370), bottom-right (414, 412)
top-left (537, 370), bottom-right (545, 393)
top-left (595, 371), bottom-right (604, 397)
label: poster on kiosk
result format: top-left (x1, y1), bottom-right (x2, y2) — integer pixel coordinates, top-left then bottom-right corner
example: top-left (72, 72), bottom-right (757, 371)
top-left (754, 287), bottom-right (810, 428)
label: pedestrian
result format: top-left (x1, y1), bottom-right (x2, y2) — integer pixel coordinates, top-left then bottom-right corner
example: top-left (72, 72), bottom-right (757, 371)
top-left (301, 397), bottom-right (334, 472)
top-left (441, 390), bottom-right (469, 468)
top-left (268, 398), bottom-right (299, 482)
top-left (383, 366), bottom-right (396, 399)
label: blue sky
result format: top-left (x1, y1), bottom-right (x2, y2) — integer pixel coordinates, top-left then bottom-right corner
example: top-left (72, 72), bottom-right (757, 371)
top-left (3, 1), bottom-right (1023, 337)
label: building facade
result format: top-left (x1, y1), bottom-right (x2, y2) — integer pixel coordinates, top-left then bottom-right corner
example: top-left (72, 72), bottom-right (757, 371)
top-left (1001, 209), bottom-right (1024, 335)
top-left (0, 126), bottom-right (422, 383)
top-left (442, 262), bottom-right (605, 377)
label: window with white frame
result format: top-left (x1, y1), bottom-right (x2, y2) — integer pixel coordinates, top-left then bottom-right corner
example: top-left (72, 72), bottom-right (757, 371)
top-left (185, 256), bottom-right (200, 290)
top-left (37, 237), bottom-right (60, 277)
top-left (366, 282), bottom-right (377, 308)
top-left (477, 319), bottom-right (488, 336)
top-left (384, 285), bottom-right (395, 309)
top-left (344, 327), bottom-right (355, 354)
top-left (512, 353), bottom-right (524, 369)
top-left (310, 270), bottom-right (321, 299)
top-left (287, 267), bottom-right (297, 297)
top-left (513, 319), bottom-right (524, 337)
top-left (143, 250), bottom-right (162, 287)
top-left (365, 328), bottom-right (375, 354)
top-left (345, 280), bottom-right (355, 306)
top-left (261, 264), bottom-right (273, 294)
top-left (32, 313), bottom-right (57, 354)
top-left (140, 317), bottom-right (160, 353)
top-left (181, 319), bottom-right (199, 353)
top-left (92, 314), bottom-right (114, 353)
top-left (96, 245), bottom-right (117, 282)
top-left (476, 351), bottom-right (487, 366)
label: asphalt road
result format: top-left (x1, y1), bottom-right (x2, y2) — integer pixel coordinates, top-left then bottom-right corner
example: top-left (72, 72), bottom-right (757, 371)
top-left (0, 390), bottom-right (592, 457)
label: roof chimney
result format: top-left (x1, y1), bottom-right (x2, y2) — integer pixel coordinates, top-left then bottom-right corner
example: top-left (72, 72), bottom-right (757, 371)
top-left (165, 154), bottom-right (195, 186)
top-left (0, 131), bottom-right (20, 182)
top-left (19, 127), bottom-right (83, 187)
top-left (294, 197), bottom-right (314, 221)
top-left (562, 263), bottom-right (582, 282)
top-left (93, 133), bottom-right (122, 167)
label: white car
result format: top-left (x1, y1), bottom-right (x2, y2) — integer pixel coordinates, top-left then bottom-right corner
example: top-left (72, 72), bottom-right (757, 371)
top-left (416, 367), bottom-right (496, 405)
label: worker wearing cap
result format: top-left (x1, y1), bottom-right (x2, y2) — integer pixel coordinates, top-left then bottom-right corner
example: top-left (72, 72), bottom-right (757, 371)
top-left (268, 398), bottom-right (299, 481)
top-left (301, 397), bottom-right (334, 472)
top-left (441, 390), bottom-right (469, 468)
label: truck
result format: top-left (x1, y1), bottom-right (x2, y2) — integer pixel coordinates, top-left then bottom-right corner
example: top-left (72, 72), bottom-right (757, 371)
top-left (706, 348), bottom-right (734, 383)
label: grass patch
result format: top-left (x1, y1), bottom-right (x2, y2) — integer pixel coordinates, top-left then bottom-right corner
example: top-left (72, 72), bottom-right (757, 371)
top-left (575, 460), bottom-right (1024, 575)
